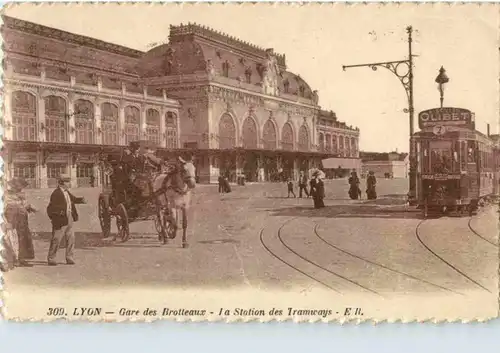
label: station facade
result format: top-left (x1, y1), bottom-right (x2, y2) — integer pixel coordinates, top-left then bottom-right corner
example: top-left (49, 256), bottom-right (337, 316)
top-left (2, 16), bottom-right (360, 187)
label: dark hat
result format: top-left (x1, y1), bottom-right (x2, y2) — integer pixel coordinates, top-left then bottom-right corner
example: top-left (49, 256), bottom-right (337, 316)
top-left (7, 177), bottom-right (28, 190)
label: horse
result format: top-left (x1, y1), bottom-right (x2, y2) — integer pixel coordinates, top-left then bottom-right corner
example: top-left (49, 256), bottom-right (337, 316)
top-left (151, 157), bottom-right (196, 248)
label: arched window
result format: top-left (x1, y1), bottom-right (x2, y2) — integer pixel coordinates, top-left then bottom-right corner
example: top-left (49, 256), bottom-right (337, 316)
top-left (325, 133), bottom-right (331, 152)
top-left (281, 123), bottom-right (294, 151)
top-left (165, 112), bottom-right (178, 149)
top-left (11, 91), bottom-right (36, 141)
top-left (146, 108), bottom-right (160, 144)
top-left (345, 136), bottom-right (350, 157)
top-left (332, 135), bottom-right (338, 155)
top-left (124, 106), bottom-right (140, 144)
top-left (74, 99), bottom-right (94, 144)
top-left (339, 136), bottom-right (344, 156)
top-left (101, 102), bottom-right (118, 145)
top-left (318, 133), bottom-right (324, 152)
top-left (219, 114), bottom-right (236, 149)
top-left (45, 96), bottom-right (67, 143)
top-left (242, 116), bottom-right (258, 149)
top-left (262, 120), bottom-right (277, 150)
top-left (351, 137), bottom-right (357, 157)
top-left (298, 125), bottom-right (309, 152)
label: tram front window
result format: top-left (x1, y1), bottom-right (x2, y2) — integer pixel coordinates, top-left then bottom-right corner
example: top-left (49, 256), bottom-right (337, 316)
top-left (429, 140), bottom-right (452, 173)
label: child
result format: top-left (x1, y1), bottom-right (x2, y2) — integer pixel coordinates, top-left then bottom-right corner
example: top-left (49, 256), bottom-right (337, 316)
top-left (287, 179), bottom-right (296, 198)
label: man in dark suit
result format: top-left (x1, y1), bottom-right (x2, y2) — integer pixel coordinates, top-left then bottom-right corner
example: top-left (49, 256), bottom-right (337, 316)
top-left (46, 174), bottom-right (86, 266)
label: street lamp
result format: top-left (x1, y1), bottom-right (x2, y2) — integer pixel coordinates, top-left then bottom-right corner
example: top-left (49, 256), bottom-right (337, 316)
top-left (435, 66), bottom-right (449, 108)
top-left (342, 26), bottom-right (418, 204)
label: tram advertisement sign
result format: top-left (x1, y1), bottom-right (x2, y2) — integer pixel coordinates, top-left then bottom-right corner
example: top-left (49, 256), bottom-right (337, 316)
top-left (418, 107), bottom-right (475, 129)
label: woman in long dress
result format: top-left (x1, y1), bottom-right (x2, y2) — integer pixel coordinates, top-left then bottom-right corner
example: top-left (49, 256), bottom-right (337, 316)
top-left (1, 204), bottom-right (20, 271)
top-left (5, 178), bottom-right (37, 267)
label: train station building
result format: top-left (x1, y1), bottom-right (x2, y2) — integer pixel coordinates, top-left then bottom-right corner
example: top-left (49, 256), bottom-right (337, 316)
top-left (2, 15), bottom-right (360, 187)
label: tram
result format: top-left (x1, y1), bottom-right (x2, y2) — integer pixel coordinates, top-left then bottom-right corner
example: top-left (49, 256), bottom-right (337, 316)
top-left (414, 107), bottom-right (500, 217)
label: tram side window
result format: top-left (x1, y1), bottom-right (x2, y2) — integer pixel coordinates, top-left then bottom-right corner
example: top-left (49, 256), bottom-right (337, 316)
top-left (453, 141), bottom-right (460, 172)
top-left (422, 141), bottom-right (430, 173)
top-left (467, 141), bottom-right (476, 163)
top-left (460, 141), bottom-right (467, 169)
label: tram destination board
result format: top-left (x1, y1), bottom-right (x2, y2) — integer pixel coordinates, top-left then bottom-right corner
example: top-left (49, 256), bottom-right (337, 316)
top-left (418, 107), bottom-right (475, 129)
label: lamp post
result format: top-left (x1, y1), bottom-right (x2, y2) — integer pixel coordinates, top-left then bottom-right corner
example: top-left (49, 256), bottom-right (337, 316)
top-left (435, 66), bottom-right (449, 108)
top-left (342, 26), bottom-right (417, 204)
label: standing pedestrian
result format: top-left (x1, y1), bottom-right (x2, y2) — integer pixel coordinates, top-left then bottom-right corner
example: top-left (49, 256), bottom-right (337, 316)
top-left (298, 172), bottom-right (309, 198)
top-left (311, 171), bottom-right (325, 208)
top-left (315, 172), bottom-right (326, 208)
top-left (5, 177), bottom-right (37, 267)
top-left (366, 171), bottom-right (377, 200)
top-left (218, 175), bottom-right (224, 193)
top-left (287, 178), bottom-right (296, 198)
top-left (1, 204), bottom-right (20, 272)
top-left (309, 172), bottom-right (317, 207)
top-left (46, 174), bottom-right (86, 266)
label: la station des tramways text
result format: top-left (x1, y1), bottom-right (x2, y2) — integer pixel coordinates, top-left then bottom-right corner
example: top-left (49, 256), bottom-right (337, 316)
top-left (1, 16), bottom-right (360, 188)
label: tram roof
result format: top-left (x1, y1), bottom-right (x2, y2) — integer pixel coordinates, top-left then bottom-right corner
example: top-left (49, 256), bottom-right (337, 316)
top-left (413, 127), bottom-right (495, 144)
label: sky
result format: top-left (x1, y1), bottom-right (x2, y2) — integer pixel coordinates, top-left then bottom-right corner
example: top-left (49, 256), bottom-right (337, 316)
top-left (3, 3), bottom-right (499, 152)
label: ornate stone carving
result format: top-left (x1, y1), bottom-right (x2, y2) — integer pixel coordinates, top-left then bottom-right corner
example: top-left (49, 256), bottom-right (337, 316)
top-left (262, 49), bottom-right (280, 96)
top-left (204, 59), bottom-right (214, 77)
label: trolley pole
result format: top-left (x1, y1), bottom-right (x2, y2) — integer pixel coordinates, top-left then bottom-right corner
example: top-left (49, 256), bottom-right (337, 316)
top-left (342, 26), bottom-right (417, 204)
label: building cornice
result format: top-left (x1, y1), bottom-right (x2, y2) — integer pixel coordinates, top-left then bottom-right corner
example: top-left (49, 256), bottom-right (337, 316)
top-left (4, 77), bottom-right (181, 108)
top-left (2, 15), bottom-right (144, 58)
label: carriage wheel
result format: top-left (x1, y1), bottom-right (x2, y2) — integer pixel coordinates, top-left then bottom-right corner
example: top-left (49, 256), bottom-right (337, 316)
top-left (116, 203), bottom-right (130, 242)
top-left (98, 197), bottom-right (111, 238)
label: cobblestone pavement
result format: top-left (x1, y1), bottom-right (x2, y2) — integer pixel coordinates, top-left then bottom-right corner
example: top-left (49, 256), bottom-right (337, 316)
top-left (4, 178), bottom-right (498, 298)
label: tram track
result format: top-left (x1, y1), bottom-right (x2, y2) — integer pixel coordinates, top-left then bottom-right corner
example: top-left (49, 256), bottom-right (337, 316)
top-left (415, 219), bottom-right (492, 293)
top-left (259, 217), bottom-right (381, 296)
top-left (467, 217), bottom-right (498, 248)
top-left (312, 222), bottom-right (462, 295)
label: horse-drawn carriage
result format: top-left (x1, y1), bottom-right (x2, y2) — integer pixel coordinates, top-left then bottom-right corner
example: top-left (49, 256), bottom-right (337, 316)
top-left (97, 140), bottom-right (196, 247)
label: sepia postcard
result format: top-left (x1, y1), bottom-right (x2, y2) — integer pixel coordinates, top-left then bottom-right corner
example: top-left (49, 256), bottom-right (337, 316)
top-left (0, 2), bottom-right (499, 322)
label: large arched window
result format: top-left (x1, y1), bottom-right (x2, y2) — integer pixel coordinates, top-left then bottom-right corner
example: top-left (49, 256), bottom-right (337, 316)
top-left (262, 120), bottom-right (277, 150)
top-left (165, 112), bottom-right (178, 149)
top-left (281, 123), bottom-right (294, 151)
top-left (124, 106), bottom-right (140, 144)
top-left (339, 136), bottom-right (344, 156)
top-left (242, 116), bottom-right (258, 149)
top-left (351, 137), bottom-right (357, 157)
top-left (101, 102), bottom-right (118, 145)
top-left (345, 136), bottom-right (350, 157)
top-left (74, 99), bottom-right (94, 144)
top-left (298, 125), bottom-right (309, 152)
top-left (332, 135), bottom-right (338, 155)
top-left (45, 96), bottom-right (67, 143)
top-left (324, 134), bottom-right (331, 152)
top-left (318, 133), bottom-right (325, 152)
top-left (218, 113), bottom-right (236, 149)
top-left (11, 91), bottom-right (36, 141)
top-left (146, 108), bottom-right (160, 144)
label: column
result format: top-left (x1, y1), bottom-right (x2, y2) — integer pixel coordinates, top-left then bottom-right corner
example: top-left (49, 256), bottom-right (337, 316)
top-left (160, 107), bottom-right (167, 148)
top-left (140, 105), bottom-right (147, 139)
top-left (119, 100), bottom-right (125, 145)
top-left (94, 99), bottom-right (102, 144)
top-left (258, 152), bottom-right (265, 182)
top-left (176, 110), bottom-right (181, 149)
top-left (4, 88), bottom-right (12, 140)
top-left (38, 151), bottom-right (48, 189)
top-left (37, 94), bottom-right (46, 142)
top-left (97, 76), bottom-right (102, 92)
top-left (70, 154), bottom-right (78, 189)
top-left (68, 93), bottom-right (76, 143)
top-left (293, 158), bottom-right (299, 181)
